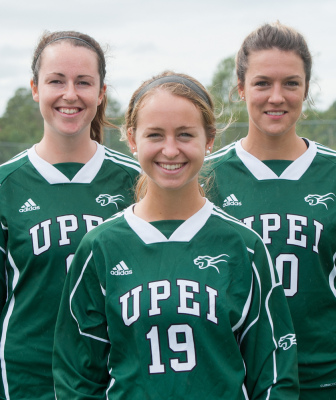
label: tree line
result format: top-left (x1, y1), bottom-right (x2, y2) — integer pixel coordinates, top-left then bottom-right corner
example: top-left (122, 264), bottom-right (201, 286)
top-left (1, 56), bottom-right (336, 163)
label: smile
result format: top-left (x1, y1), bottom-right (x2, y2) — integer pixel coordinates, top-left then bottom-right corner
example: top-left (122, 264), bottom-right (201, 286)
top-left (265, 111), bottom-right (286, 116)
top-left (58, 108), bottom-right (81, 115)
top-left (158, 163), bottom-right (185, 170)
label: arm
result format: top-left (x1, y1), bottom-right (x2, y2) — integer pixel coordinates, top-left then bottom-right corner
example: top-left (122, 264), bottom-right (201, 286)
top-left (241, 238), bottom-right (299, 400)
top-left (53, 239), bottom-right (110, 400)
top-left (0, 222), bottom-right (7, 313)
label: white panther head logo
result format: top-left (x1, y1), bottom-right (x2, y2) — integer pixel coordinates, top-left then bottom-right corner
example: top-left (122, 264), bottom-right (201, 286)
top-left (96, 194), bottom-right (124, 208)
top-left (278, 333), bottom-right (297, 350)
top-left (193, 254), bottom-right (229, 274)
top-left (304, 193), bottom-right (336, 209)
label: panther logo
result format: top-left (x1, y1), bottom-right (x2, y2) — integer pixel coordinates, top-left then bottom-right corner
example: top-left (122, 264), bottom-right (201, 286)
top-left (96, 194), bottom-right (125, 209)
top-left (278, 333), bottom-right (297, 350)
top-left (193, 254), bottom-right (229, 274)
top-left (304, 193), bottom-right (336, 209)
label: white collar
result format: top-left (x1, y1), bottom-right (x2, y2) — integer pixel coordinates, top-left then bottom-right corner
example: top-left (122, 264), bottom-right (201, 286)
top-left (235, 138), bottom-right (317, 180)
top-left (27, 142), bottom-right (105, 184)
top-left (124, 198), bottom-right (213, 244)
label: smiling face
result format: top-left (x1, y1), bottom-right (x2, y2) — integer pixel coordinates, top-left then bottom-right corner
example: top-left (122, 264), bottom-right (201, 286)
top-left (239, 48), bottom-right (307, 140)
top-left (31, 42), bottom-right (105, 141)
top-left (128, 90), bottom-right (213, 196)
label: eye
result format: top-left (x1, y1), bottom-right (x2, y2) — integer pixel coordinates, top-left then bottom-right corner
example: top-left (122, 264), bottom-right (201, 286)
top-left (255, 81), bottom-right (269, 87)
top-left (286, 81), bottom-right (299, 87)
top-left (179, 132), bottom-right (193, 139)
top-left (49, 80), bottom-right (63, 84)
top-left (77, 81), bottom-right (91, 86)
top-left (147, 132), bottom-right (162, 139)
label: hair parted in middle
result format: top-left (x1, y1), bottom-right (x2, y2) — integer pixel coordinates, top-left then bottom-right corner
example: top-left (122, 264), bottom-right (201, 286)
top-left (31, 30), bottom-right (116, 144)
top-left (121, 70), bottom-right (218, 201)
top-left (235, 21), bottom-right (312, 98)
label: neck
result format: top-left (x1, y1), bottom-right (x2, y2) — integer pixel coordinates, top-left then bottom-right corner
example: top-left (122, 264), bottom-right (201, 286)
top-left (36, 134), bottom-right (97, 164)
top-left (242, 132), bottom-right (307, 161)
top-left (134, 183), bottom-right (205, 222)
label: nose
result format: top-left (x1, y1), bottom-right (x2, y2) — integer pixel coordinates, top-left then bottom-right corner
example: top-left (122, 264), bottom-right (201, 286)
top-left (268, 83), bottom-right (284, 104)
top-left (162, 137), bottom-right (180, 158)
top-left (63, 82), bottom-right (78, 102)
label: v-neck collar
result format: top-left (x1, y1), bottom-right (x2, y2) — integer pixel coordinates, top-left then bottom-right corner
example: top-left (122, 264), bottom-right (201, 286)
top-left (235, 138), bottom-right (317, 180)
top-left (124, 199), bottom-right (213, 244)
top-left (27, 142), bottom-right (105, 184)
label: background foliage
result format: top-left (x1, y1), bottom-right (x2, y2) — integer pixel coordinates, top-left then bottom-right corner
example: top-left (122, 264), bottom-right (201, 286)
top-left (1, 56), bottom-right (335, 164)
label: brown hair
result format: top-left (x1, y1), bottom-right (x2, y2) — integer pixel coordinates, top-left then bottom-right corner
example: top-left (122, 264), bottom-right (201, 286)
top-left (31, 30), bottom-right (115, 143)
top-left (122, 70), bottom-right (217, 201)
top-left (235, 21), bottom-right (312, 98)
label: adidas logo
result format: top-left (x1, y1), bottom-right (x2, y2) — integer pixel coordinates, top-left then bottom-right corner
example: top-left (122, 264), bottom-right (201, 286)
top-left (111, 261), bottom-right (132, 276)
top-left (223, 194), bottom-right (242, 207)
top-left (19, 198), bottom-right (40, 213)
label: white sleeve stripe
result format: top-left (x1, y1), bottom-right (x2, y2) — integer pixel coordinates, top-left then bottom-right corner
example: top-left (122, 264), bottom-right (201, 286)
top-left (1, 222), bottom-right (8, 231)
top-left (232, 276), bottom-right (253, 333)
top-left (1, 251), bottom-right (20, 399)
top-left (70, 251), bottom-right (110, 344)
top-left (239, 261), bottom-right (261, 344)
top-left (0, 246), bottom-right (5, 254)
top-left (0, 150), bottom-right (28, 167)
top-left (100, 284), bottom-right (106, 296)
top-left (105, 155), bottom-right (142, 172)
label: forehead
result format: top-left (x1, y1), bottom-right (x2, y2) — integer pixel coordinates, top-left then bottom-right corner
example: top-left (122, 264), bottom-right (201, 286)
top-left (137, 89), bottom-right (203, 124)
top-left (39, 41), bottom-right (99, 72)
top-left (246, 48), bottom-right (305, 77)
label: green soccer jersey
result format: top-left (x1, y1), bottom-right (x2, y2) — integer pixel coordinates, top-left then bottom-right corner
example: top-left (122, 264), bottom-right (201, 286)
top-left (0, 143), bottom-right (140, 400)
top-left (53, 199), bottom-right (299, 400)
top-left (204, 139), bottom-right (336, 397)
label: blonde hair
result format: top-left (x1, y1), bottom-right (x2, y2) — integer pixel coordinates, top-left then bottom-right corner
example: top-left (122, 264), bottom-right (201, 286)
top-left (122, 71), bottom-right (217, 201)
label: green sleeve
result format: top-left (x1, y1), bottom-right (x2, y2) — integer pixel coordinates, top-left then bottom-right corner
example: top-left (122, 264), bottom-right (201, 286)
top-left (53, 239), bottom-right (110, 399)
top-left (241, 238), bottom-right (299, 400)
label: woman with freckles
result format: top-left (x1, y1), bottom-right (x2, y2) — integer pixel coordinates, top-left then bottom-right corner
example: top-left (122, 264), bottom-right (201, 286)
top-left (0, 31), bottom-right (140, 400)
top-left (53, 71), bottom-right (299, 399)
top-left (205, 21), bottom-right (336, 400)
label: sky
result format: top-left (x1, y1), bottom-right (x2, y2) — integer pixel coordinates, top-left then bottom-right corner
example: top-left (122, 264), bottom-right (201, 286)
top-left (1, 0), bottom-right (335, 117)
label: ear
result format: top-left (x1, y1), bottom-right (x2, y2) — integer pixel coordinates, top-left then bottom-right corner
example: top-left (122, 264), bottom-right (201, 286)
top-left (237, 80), bottom-right (245, 100)
top-left (304, 82), bottom-right (309, 101)
top-left (30, 79), bottom-right (39, 103)
top-left (206, 136), bottom-right (215, 152)
top-left (127, 127), bottom-right (137, 152)
top-left (98, 84), bottom-right (107, 106)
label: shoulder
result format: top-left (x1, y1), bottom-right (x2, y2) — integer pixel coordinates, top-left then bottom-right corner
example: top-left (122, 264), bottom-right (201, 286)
top-left (82, 208), bottom-right (129, 244)
top-left (203, 142), bottom-right (238, 171)
top-left (314, 141), bottom-right (336, 165)
top-left (210, 204), bottom-right (263, 247)
top-left (103, 146), bottom-right (141, 175)
top-left (0, 149), bottom-right (30, 185)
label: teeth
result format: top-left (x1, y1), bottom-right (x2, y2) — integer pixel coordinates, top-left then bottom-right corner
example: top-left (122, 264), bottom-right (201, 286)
top-left (159, 163), bottom-right (183, 170)
top-left (266, 111), bottom-right (285, 116)
top-left (59, 108), bottom-right (79, 115)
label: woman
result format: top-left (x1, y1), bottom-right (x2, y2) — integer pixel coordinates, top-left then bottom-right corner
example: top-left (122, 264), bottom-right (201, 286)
top-left (0, 31), bottom-right (140, 400)
top-left (53, 71), bottom-right (299, 399)
top-left (205, 22), bottom-right (336, 400)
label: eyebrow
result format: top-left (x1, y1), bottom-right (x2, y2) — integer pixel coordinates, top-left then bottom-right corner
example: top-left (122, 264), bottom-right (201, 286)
top-left (254, 74), bottom-right (304, 80)
top-left (146, 126), bottom-right (197, 131)
top-left (46, 72), bottom-right (95, 79)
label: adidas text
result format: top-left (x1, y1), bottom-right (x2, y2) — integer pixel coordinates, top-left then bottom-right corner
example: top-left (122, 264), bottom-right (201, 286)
top-left (223, 194), bottom-right (242, 207)
top-left (19, 199), bottom-right (40, 213)
top-left (111, 261), bottom-right (132, 276)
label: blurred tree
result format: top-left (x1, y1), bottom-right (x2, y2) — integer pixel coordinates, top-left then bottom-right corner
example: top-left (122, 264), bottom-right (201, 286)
top-left (208, 56), bottom-right (248, 149)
